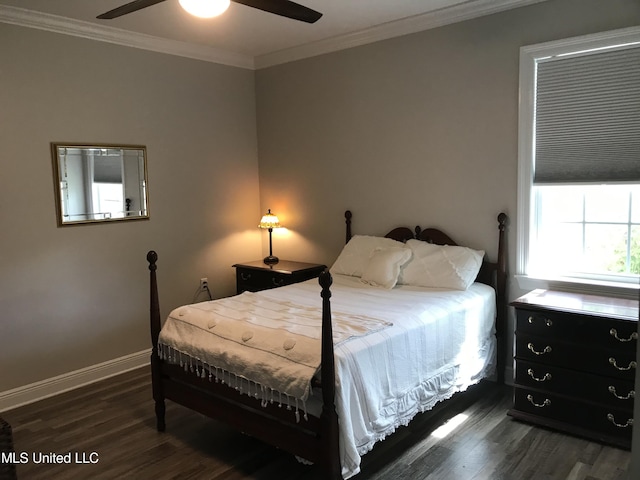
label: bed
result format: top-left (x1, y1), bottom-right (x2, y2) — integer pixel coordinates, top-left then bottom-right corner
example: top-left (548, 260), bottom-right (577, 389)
top-left (146, 210), bottom-right (508, 479)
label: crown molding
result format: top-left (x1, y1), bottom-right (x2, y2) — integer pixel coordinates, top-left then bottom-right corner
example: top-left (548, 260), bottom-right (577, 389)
top-left (1, 1), bottom-right (547, 71)
top-left (0, 5), bottom-right (255, 69)
top-left (255, 0), bottom-right (548, 69)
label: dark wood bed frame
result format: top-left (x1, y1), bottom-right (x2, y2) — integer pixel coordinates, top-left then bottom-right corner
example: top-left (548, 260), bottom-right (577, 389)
top-left (146, 210), bottom-right (508, 479)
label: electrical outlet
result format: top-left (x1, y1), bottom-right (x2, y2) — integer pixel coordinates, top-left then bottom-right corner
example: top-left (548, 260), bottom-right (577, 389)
top-left (200, 278), bottom-right (208, 291)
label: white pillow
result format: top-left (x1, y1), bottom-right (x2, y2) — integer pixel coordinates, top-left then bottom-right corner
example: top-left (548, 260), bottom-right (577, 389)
top-left (330, 235), bottom-right (407, 278)
top-left (400, 239), bottom-right (484, 290)
top-left (360, 247), bottom-right (412, 289)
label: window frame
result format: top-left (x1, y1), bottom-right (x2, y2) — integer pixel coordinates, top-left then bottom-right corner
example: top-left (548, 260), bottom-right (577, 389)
top-left (516, 26), bottom-right (640, 297)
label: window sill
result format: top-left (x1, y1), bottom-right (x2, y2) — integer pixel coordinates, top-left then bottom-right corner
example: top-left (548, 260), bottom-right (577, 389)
top-left (515, 274), bottom-right (639, 300)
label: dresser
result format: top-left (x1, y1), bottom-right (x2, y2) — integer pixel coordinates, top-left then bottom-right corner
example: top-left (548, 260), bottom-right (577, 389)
top-left (508, 289), bottom-right (638, 449)
top-left (233, 260), bottom-right (326, 294)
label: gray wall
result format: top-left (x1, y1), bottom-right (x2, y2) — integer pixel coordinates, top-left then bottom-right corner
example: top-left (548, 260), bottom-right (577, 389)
top-left (2, 0), bottom-right (639, 473)
top-left (256, 0), bottom-right (640, 272)
top-left (0, 24), bottom-right (261, 391)
top-left (255, 1), bottom-right (640, 476)
top-left (255, 0), bottom-right (640, 367)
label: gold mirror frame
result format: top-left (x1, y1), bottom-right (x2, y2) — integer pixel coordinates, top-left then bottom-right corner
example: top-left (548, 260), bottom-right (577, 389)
top-left (51, 143), bottom-right (150, 226)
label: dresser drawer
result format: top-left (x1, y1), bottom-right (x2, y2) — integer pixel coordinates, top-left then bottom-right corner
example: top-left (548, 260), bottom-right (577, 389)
top-left (514, 359), bottom-right (635, 411)
top-left (512, 387), bottom-right (633, 446)
top-left (515, 334), bottom-right (637, 381)
top-left (516, 309), bottom-right (637, 352)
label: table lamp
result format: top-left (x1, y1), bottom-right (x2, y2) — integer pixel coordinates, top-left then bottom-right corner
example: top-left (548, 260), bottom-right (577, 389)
top-left (258, 209), bottom-right (281, 265)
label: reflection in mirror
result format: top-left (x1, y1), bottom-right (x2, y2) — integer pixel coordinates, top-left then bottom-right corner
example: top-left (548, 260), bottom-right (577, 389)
top-left (51, 143), bottom-right (150, 226)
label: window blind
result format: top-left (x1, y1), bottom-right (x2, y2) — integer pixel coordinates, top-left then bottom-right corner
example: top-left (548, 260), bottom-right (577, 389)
top-left (93, 156), bottom-right (123, 184)
top-left (534, 45), bottom-right (640, 184)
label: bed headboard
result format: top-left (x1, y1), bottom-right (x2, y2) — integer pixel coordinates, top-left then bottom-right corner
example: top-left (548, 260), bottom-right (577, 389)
top-left (343, 210), bottom-right (508, 383)
top-left (344, 210), bottom-right (507, 289)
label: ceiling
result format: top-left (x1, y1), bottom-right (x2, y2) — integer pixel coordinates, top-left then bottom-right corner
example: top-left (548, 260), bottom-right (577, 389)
top-left (0, 0), bottom-right (547, 68)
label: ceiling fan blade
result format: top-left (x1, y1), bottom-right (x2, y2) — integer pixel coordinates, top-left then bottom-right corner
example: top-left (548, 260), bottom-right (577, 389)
top-left (97, 0), bottom-right (168, 19)
top-left (232, 0), bottom-right (322, 23)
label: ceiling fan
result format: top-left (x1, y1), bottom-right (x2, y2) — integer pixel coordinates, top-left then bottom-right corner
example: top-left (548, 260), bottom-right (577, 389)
top-left (97, 0), bottom-right (322, 23)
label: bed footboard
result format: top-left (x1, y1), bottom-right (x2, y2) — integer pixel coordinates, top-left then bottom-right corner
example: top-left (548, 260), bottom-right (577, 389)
top-left (146, 251), bottom-right (342, 479)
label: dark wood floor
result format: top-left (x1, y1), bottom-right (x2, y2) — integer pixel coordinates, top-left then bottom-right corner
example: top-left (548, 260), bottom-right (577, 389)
top-left (1, 367), bottom-right (631, 480)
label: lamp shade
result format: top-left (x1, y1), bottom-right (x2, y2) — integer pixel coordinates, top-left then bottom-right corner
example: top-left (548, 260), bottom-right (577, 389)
top-left (258, 209), bottom-right (281, 229)
top-left (179, 0), bottom-right (230, 18)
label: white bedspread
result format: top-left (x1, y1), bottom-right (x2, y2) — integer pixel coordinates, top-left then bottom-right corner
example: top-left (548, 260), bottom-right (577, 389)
top-left (158, 289), bottom-right (392, 402)
top-left (159, 274), bottom-right (496, 479)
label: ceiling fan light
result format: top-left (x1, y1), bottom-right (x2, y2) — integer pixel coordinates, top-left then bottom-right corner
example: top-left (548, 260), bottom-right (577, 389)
top-left (179, 0), bottom-right (230, 18)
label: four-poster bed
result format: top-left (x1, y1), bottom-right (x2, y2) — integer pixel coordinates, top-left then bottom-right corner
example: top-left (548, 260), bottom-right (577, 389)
top-left (146, 210), bottom-right (508, 479)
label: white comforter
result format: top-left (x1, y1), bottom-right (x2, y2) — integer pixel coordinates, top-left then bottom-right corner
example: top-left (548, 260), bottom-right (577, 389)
top-left (158, 287), bottom-right (392, 402)
top-left (159, 274), bottom-right (496, 479)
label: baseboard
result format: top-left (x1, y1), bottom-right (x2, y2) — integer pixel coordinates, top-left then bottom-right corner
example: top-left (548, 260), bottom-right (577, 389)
top-left (0, 349), bottom-right (151, 412)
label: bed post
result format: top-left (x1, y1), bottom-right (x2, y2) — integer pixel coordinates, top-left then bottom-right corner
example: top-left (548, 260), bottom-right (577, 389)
top-left (495, 213), bottom-right (508, 385)
top-left (319, 270), bottom-right (342, 480)
top-left (147, 250), bottom-right (166, 432)
top-left (345, 210), bottom-right (352, 243)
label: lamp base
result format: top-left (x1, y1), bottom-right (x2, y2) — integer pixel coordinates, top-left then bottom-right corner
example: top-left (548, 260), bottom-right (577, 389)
top-left (263, 255), bottom-right (279, 265)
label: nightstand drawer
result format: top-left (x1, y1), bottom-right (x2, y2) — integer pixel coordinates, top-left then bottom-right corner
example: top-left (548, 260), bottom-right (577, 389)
top-left (516, 309), bottom-right (637, 352)
top-left (237, 269), bottom-right (289, 291)
top-left (514, 359), bottom-right (635, 411)
top-left (514, 334), bottom-right (637, 381)
top-left (233, 260), bottom-right (326, 294)
top-left (512, 387), bottom-right (633, 447)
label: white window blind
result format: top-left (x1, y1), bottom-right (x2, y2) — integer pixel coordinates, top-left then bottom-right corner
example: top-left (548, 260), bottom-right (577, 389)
top-left (534, 45), bottom-right (640, 184)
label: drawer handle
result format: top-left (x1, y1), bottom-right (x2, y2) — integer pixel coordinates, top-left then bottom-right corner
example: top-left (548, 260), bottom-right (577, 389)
top-left (527, 343), bottom-right (552, 355)
top-left (527, 368), bottom-right (552, 382)
top-left (609, 358), bottom-right (637, 371)
top-left (607, 414), bottom-right (633, 428)
top-left (528, 316), bottom-right (553, 327)
top-left (526, 394), bottom-right (551, 408)
top-left (271, 277), bottom-right (285, 287)
top-left (608, 386), bottom-right (635, 400)
top-left (609, 328), bottom-right (638, 343)
top-left (240, 272), bottom-right (252, 281)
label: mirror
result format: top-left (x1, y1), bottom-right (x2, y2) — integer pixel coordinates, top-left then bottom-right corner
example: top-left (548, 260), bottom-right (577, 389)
top-left (51, 143), bottom-right (150, 226)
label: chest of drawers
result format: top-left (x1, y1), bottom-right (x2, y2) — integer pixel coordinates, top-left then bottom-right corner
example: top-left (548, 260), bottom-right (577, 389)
top-left (233, 260), bottom-right (326, 294)
top-left (508, 289), bottom-right (638, 449)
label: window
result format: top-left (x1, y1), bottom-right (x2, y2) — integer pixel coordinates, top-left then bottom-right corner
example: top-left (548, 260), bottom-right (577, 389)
top-left (531, 184), bottom-right (640, 281)
top-left (92, 182), bottom-right (125, 219)
top-left (517, 27), bottom-right (640, 291)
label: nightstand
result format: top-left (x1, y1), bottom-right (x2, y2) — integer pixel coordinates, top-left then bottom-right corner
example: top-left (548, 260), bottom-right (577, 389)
top-left (233, 260), bottom-right (326, 294)
top-left (508, 289), bottom-right (638, 449)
